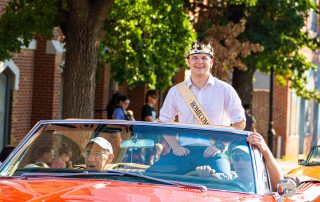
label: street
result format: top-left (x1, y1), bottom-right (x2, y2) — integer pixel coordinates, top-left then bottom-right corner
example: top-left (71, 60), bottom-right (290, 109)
top-left (276, 159), bottom-right (299, 174)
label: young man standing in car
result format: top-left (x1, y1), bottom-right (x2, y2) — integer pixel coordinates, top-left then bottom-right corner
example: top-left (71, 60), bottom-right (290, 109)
top-left (159, 41), bottom-right (246, 158)
top-left (146, 41), bottom-right (245, 174)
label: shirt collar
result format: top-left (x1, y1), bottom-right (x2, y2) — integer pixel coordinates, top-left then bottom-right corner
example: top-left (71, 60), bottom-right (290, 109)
top-left (186, 74), bottom-right (215, 88)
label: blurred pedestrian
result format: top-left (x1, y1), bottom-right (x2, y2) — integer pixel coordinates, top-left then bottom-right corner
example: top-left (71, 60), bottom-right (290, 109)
top-left (141, 90), bottom-right (158, 122)
top-left (141, 90), bottom-right (162, 165)
top-left (243, 103), bottom-right (257, 132)
top-left (112, 95), bottom-right (130, 120)
top-left (107, 92), bottom-right (122, 119)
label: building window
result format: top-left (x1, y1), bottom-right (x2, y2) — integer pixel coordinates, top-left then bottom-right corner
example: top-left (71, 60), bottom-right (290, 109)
top-left (308, 0), bottom-right (317, 33)
top-left (0, 71), bottom-right (10, 151)
top-left (305, 100), bottom-right (314, 136)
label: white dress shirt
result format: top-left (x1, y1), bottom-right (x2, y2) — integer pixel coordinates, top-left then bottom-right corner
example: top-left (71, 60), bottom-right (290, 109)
top-left (160, 75), bottom-right (245, 126)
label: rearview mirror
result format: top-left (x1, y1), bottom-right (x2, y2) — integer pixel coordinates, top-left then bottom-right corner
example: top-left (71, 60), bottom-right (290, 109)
top-left (120, 139), bottom-right (154, 148)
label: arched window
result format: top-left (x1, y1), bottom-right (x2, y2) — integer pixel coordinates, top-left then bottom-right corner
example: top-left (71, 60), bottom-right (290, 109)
top-left (0, 71), bottom-right (11, 151)
top-left (0, 60), bottom-right (19, 152)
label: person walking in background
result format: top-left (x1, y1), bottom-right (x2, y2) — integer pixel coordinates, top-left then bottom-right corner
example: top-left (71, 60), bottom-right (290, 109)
top-left (141, 90), bottom-right (158, 122)
top-left (112, 95), bottom-right (130, 120)
top-left (243, 103), bottom-right (257, 132)
top-left (141, 90), bottom-right (162, 164)
top-left (107, 92), bottom-right (122, 119)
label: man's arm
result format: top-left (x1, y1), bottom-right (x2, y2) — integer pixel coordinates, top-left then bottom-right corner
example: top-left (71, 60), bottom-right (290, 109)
top-left (247, 132), bottom-right (283, 190)
top-left (231, 120), bottom-right (246, 130)
top-left (225, 85), bottom-right (246, 130)
top-left (159, 87), bottom-right (176, 122)
top-left (163, 135), bottom-right (190, 156)
top-left (144, 116), bottom-right (154, 122)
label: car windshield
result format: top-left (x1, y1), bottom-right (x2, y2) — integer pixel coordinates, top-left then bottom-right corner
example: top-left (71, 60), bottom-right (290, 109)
top-left (0, 121), bottom-right (255, 193)
top-left (306, 145), bottom-right (320, 166)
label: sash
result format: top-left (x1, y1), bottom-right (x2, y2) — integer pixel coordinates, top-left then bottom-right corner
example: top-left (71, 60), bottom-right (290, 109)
top-left (177, 82), bottom-right (212, 125)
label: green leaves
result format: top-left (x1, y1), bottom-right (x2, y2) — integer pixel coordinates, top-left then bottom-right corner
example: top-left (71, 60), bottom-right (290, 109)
top-left (239, 0), bottom-right (320, 101)
top-left (102, 0), bottom-right (195, 89)
top-left (0, 0), bottom-right (58, 60)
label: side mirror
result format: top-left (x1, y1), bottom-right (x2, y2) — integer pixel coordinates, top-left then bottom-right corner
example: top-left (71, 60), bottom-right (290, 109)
top-left (277, 178), bottom-right (297, 201)
top-left (298, 159), bottom-right (305, 165)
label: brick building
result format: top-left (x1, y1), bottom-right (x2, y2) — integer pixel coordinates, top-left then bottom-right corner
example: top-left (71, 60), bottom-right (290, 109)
top-left (0, 0), bottom-right (319, 160)
top-left (251, 4), bottom-right (320, 159)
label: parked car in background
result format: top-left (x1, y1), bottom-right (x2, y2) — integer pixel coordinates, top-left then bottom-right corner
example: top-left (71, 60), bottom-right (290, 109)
top-left (288, 145), bottom-right (320, 180)
top-left (0, 120), bottom-right (319, 201)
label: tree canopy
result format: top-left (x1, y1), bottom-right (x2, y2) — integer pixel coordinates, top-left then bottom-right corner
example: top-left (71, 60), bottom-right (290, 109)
top-left (0, 0), bottom-right (194, 118)
top-left (237, 0), bottom-right (320, 102)
top-left (184, 0), bottom-right (261, 80)
top-left (0, 1), bottom-right (58, 60)
top-left (185, 0), bottom-right (320, 103)
top-left (102, 0), bottom-right (195, 90)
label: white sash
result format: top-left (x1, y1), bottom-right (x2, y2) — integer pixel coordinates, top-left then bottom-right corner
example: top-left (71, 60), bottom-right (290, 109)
top-left (176, 82), bottom-right (212, 125)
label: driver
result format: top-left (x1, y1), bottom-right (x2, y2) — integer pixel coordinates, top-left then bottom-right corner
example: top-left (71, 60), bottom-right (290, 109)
top-left (193, 145), bottom-right (254, 191)
top-left (193, 132), bottom-right (283, 191)
top-left (84, 137), bottom-right (114, 171)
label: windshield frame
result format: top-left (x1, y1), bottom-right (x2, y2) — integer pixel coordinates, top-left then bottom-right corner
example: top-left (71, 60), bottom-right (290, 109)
top-left (0, 119), bottom-right (264, 194)
top-left (305, 145), bottom-right (320, 166)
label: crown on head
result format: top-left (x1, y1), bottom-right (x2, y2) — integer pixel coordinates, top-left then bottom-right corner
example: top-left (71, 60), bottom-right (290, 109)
top-left (186, 42), bottom-right (214, 58)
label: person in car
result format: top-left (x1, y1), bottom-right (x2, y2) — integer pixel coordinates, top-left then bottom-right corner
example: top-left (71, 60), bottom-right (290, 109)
top-left (84, 137), bottom-right (114, 171)
top-left (155, 41), bottom-right (245, 174)
top-left (160, 41), bottom-right (245, 128)
top-left (51, 145), bottom-right (73, 168)
top-left (193, 132), bottom-right (283, 191)
top-left (35, 146), bottom-right (55, 167)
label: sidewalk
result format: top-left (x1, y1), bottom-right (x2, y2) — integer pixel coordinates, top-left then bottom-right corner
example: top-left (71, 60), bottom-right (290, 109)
top-left (276, 159), bottom-right (299, 174)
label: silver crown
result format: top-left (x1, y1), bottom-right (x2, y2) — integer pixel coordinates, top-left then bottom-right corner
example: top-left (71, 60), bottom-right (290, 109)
top-left (187, 43), bottom-right (214, 58)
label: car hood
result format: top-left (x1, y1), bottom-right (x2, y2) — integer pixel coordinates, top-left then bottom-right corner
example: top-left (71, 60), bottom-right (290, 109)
top-left (0, 177), bottom-right (276, 202)
top-left (288, 166), bottom-right (320, 180)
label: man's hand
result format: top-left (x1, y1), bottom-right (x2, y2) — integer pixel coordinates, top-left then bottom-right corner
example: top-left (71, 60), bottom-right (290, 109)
top-left (246, 132), bottom-right (267, 153)
top-left (172, 146), bottom-right (190, 156)
top-left (194, 166), bottom-right (235, 180)
top-left (195, 165), bottom-right (216, 177)
top-left (203, 146), bottom-right (220, 158)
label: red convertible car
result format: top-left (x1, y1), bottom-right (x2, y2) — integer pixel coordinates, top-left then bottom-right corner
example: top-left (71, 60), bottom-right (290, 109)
top-left (0, 120), bottom-right (319, 201)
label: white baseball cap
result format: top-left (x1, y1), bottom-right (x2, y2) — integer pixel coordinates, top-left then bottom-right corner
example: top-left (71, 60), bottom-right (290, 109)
top-left (87, 137), bottom-right (113, 154)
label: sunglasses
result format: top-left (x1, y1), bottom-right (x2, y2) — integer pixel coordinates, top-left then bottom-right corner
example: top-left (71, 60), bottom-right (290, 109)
top-left (232, 153), bottom-right (250, 162)
top-left (83, 151), bottom-right (108, 158)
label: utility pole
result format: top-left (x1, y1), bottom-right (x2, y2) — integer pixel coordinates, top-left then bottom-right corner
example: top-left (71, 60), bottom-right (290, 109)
top-left (268, 67), bottom-right (276, 154)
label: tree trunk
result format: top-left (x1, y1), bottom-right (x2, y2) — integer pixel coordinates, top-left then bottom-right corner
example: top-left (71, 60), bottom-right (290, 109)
top-left (62, 0), bottom-right (113, 118)
top-left (232, 68), bottom-right (255, 105)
